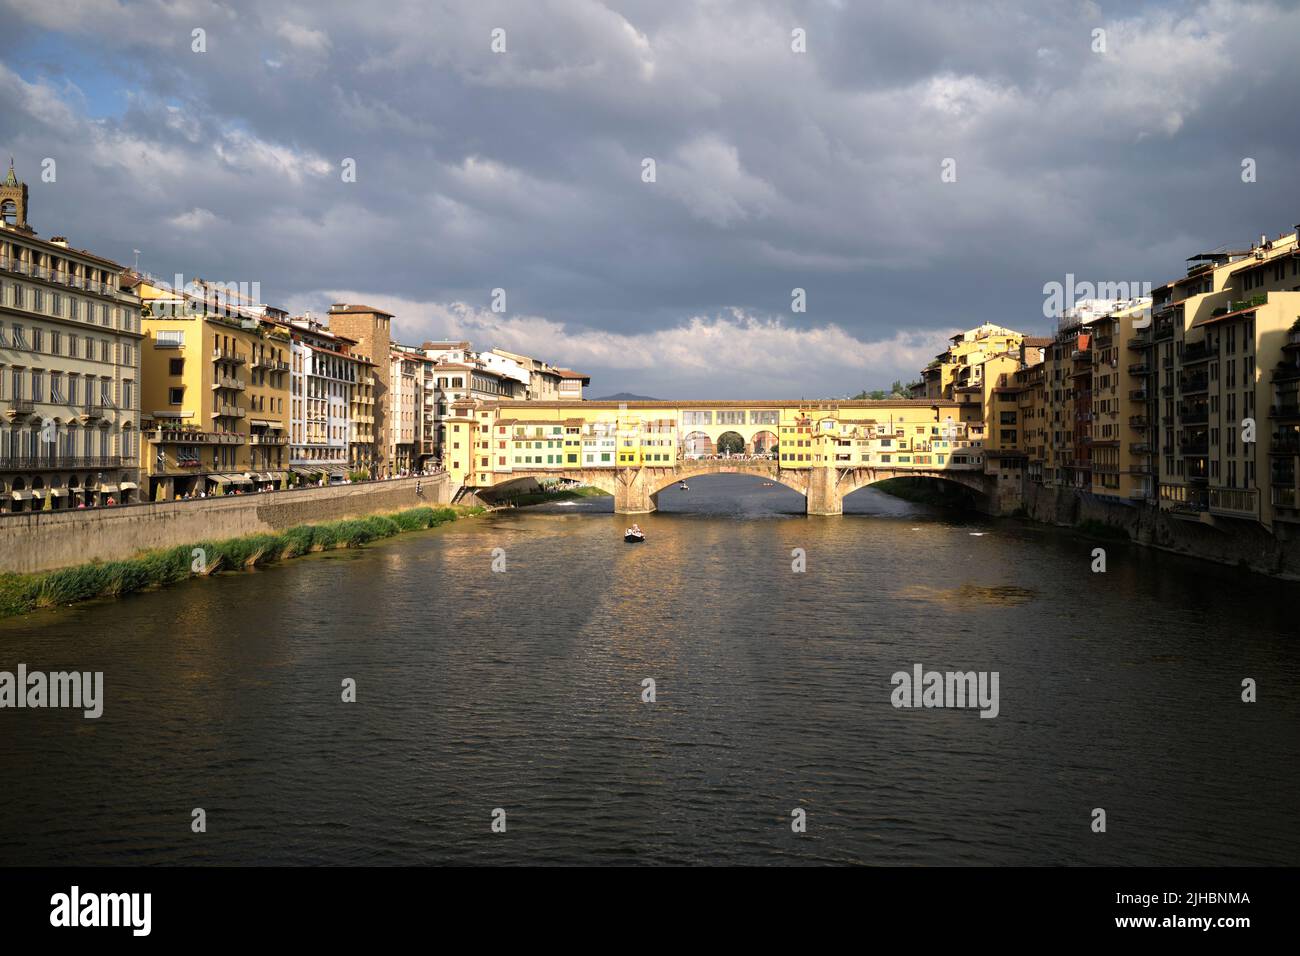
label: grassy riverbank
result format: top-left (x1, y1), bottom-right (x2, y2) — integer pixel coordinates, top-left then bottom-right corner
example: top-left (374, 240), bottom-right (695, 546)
top-left (500, 485), bottom-right (609, 507)
top-left (0, 504), bottom-right (482, 620)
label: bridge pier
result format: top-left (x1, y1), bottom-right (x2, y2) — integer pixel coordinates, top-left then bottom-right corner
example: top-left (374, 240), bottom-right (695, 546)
top-left (614, 469), bottom-right (656, 515)
top-left (805, 465), bottom-right (842, 516)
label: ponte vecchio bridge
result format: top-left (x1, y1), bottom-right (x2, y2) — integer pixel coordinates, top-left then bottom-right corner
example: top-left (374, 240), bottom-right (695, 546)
top-left (445, 399), bottom-right (995, 515)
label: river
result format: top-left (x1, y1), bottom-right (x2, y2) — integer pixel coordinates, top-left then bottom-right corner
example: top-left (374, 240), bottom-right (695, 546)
top-left (1, 475), bottom-right (1297, 865)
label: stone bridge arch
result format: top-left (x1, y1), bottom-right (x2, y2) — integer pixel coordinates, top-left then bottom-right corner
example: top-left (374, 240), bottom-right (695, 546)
top-left (647, 459), bottom-right (808, 498)
top-left (838, 467), bottom-right (992, 503)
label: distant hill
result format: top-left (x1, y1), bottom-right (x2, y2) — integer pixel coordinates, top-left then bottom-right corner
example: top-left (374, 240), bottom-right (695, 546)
top-left (592, 392), bottom-right (662, 401)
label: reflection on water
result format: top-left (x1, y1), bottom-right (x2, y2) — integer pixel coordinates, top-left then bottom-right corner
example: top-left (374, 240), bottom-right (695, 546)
top-left (1, 475), bottom-right (1298, 866)
top-left (898, 584), bottom-right (1038, 608)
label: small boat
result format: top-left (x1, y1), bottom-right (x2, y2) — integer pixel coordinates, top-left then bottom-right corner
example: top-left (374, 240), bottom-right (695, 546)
top-left (678, 482), bottom-right (689, 491)
top-left (624, 528), bottom-right (645, 543)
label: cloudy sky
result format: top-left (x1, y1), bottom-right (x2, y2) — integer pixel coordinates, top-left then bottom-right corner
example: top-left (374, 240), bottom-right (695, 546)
top-left (1, 0), bottom-right (1297, 398)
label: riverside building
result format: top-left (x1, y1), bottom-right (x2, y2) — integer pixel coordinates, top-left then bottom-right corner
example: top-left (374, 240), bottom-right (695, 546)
top-left (287, 314), bottom-right (364, 483)
top-left (0, 162), bottom-right (143, 511)
top-left (137, 277), bottom-right (290, 499)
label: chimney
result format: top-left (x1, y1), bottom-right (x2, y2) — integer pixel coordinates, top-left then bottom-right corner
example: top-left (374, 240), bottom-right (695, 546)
top-left (330, 302), bottom-right (348, 312)
top-left (50, 236), bottom-right (69, 247)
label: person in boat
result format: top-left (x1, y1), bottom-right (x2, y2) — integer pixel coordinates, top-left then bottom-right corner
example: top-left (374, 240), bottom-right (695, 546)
top-left (631, 523), bottom-right (642, 535)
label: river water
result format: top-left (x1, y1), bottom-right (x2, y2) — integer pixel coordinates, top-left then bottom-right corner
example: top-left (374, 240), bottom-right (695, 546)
top-left (1, 475), bottom-right (1297, 865)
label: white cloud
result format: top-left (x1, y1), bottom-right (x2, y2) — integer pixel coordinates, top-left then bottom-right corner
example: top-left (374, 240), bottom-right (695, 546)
top-left (662, 136), bottom-right (779, 228)
top-left (287, 293), bottom-right (952, 396)
top-left (169, 207), bottom-right (219, 230)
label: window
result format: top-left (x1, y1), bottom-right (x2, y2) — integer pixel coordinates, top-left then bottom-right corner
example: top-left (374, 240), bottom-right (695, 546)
top-left (169, 358), bottom-right (184, 375)
top-left (156, 330), bottom-right (184, 348)
top-left (168, 387), bottom-right (184, 405)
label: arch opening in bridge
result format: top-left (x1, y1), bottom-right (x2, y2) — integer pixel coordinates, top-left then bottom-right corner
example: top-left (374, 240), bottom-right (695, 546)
top-left (846, 473), bottom-right (983, 512)
top-left (748, 430), bottom-right (777, 455)
top-left (680, 431), bottom-right (714, 459)
top-left (651, 469), bottom-right (807, 513)
top-left (715, 431), bottom-right (745, 456)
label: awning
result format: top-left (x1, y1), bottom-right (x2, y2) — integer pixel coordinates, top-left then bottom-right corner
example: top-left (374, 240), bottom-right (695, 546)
top-left (208, 474), bottom-right (235, 484)
top-left (99, 484), bottom-right (120, 494)
top-left (9, 490), bottom-right (30, 500)
top-left (120, 482), bottom-right (139, 491)
top-left (290, 465), bottom-right (323, 476)
top-left (49, 488), bottom-right (67, 497)
top-left (229, 473), bottom-right (253, 485)
top-left (30, 488), bottom-right (45, 497)
top-left (250, 419), bottom-right (280, 428)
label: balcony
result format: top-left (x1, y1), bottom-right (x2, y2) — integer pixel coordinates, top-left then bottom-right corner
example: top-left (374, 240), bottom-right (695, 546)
top-left (79, 403), bottom-right (105, 423)
top-left (1271, 362), bottom-right (1300, 383)
top-left (1129, 416), bottom-right (1150, 428)
top-left (1284, 329), bottom-right (1300, 351)
top-left (1127, 363), bottom-right (1151, 376)
top-left (1160, 384), bottom-right (1175, 397)
top-left (147, 429), bottom-right (244, 446)
top-left (1181, 342), bottom-right (1211, 365)
top-left (4, 397), bottom-right (36, 421)
top-left (1273, 486), bottom-right (1299, 509)
top-left (212, 348), bottom-right (246, 364)
top-left (249, 433), bottom-right (287, 445)
top-left (1179, 406), bottom-right (1208, 425)
top-left (0, 455), bottom-right (124, 470)
top-left (1130, 442), bottom-right (1152, 455)
top-left (1270, 403), bottom-right (1300, 419)
top-left (1179, 440), bottom-right (1209, 456)
top-left (1180, 375), bottom-right (1209, 394)
top-left (1127, 336), bottom-right (1151, 350)
top-left (212, 376), bottom-right (246, 390)
top-left (1128, 388), bottom-right (1149, 401)
top-left (1209, 487), bottom-right (1258, 518)
top-left (1270, 436), bottom-right (1300, 456)
top-left (211, 405), bottom-right (247, 419)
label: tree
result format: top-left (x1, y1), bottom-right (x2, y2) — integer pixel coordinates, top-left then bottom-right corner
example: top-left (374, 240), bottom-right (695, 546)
top-left (716, 432), bottom-right (745, 455)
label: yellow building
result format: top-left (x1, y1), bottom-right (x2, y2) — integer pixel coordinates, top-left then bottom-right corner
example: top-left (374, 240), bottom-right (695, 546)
top-left (446, 399), bottom-right (984, 495)
top-left (1146, 228), bottom-right (1300, 526)
top-left (921, 323), bottom-right (1026, 400)
top-left (349, 360), bottom-right (378, 474)
top-left (1089, 299), bottom-right (1154, 503)
top-left (137, 278), bottom-right (291, 499)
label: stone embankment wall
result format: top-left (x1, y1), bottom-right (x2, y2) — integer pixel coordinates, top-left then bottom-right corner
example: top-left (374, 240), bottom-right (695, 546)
top-left (0, 474), bottom-right (450, 575)
top-left (1021, 481), bottom-right (1300, 578)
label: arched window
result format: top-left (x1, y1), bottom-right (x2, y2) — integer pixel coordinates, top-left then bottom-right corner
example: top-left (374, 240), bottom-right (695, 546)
top-left (0, 200), bottom-right (16, 226)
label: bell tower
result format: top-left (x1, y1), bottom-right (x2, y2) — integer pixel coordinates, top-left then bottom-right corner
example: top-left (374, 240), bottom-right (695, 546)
top-left (0, 159), bottom-right (32, 233)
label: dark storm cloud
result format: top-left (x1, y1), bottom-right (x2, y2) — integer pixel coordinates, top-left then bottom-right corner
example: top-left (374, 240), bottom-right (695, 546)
top-left (1, 0), bottom-right (1298, 397)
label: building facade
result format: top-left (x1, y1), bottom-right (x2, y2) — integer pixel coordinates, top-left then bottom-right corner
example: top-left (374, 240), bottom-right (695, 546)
top-left (287, 315), bottom-right (364, 483)
top-left (0, 163), bottom-right (143, 511)
top-left (137, 278), bottom-right (290, 499)
top-left (325, 303), bottom-right (391, 474)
